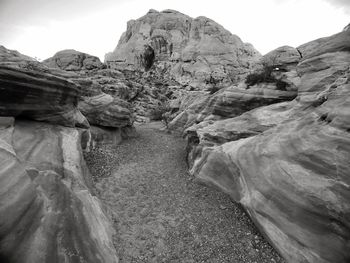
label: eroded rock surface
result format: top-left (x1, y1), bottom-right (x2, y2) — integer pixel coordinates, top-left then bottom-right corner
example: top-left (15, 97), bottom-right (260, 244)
top-left (169, 84), bottom-right (297, 132)
top-left (43, 48), bottom-right (179, 124)
top-left (182, 28), bottom-right (350, 263)
top-left (106, 9), bottom-right (261, 89)
top-left (78, 93), bottom-right (133, 127)
top-left (0, 118), bottom-right (118, 263)
top-left (0, 46), bottom-right (134, 263)
top-left (0, 65), bottom-right (89, 128)
top-left (1, 45), bottom-right (135, 129)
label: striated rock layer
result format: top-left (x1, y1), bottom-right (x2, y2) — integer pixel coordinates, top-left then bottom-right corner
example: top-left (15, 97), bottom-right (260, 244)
top-left (0, 46), bottom-right (134, 129)
top-left (169, 82), bottom-right (297, 132)
top-left (0, 46), bottom-right (130, 262)
top-left (106, 9), bottom-right (261, 89)
top-left (182, 28), bottom-right (350, 262)
top-left (0, 65), bottom-right (89, 128)
top-left (0, 117), bottom-right (118, 263)
top-left (78, 93), bottom-right (133, 127)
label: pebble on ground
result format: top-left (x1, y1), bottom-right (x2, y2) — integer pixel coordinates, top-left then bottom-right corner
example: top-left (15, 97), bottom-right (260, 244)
top-left (84, 122), bottom-right (285, 263)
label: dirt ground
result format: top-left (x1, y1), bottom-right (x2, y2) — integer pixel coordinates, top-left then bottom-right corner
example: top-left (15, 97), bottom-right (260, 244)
top-left (84, 122), bottom-right (285, 263)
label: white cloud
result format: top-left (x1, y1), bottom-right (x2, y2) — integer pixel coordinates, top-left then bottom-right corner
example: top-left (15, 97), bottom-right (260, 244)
top-left (0, 0), bottom-right (348, 60)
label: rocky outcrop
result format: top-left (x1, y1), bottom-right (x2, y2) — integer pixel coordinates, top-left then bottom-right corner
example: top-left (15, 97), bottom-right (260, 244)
top-left (262, 46), bottom-right (301, 66)
top-left (343, 23), bottom-right (350, 31)
top-left (43, 48), bottom-right (177, 124)
top-left (0, 45), bottom-right (36, 65)
top-left (297, 30), bottom-right (350, 60)
top-left (168, 44), bottom-right (302, 132)
top-left (43, 49), bottom-right (105, 71)
top-left (78, 93), bottom-right (133, 127)
top-left (0, 118), bottom-right (118, 263)
top-left (0, 65), bottom-right (89, 128)
top-left (183, 28), bottom-right (350, 262)
top-left (169, 84), bottom-right (297, 132)
top-left (106, 9), bottom-right (261, 89)
top-left (0, 46), bottom-right (134, 262)
top-left (22, 47), bottom-right (136, 128)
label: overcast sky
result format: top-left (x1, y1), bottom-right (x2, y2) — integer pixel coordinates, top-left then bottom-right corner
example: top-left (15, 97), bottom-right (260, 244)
top-left (0, 0), bottom-right (349, 61)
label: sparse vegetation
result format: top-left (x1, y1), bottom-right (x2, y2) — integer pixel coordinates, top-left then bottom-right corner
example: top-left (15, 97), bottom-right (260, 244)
top-left (245, 61), bottom-right (289, 91)
top-left (208, 86), bottom-right (221, 94)
top-left (245, 64), bottom-right (275, 86)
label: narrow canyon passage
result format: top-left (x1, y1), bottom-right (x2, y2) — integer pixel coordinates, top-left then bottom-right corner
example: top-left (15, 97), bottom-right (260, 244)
top-left (85, 122), bottom-right (284, 263)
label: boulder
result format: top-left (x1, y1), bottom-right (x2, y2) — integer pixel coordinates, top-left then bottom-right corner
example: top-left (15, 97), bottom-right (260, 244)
top-left (262, 46), bottom-right (301, 67)
top-left (87, 125), bottom-right (137, 150)
top-left (43, 49), bottom-right (104, 71)
top-left (105, 9), bottom-right (261, 89)
top-left (78, 93), bottom-right (133, 128)
top-left (0, 118), bottom-right (118, 263)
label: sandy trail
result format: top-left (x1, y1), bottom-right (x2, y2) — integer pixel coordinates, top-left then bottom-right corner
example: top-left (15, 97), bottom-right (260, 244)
top-left (85, 122), bottom-right (284, 263)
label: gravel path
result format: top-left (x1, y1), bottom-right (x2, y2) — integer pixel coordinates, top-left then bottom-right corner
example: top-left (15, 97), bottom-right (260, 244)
top-left (84, 122), bottom-right (284, 263)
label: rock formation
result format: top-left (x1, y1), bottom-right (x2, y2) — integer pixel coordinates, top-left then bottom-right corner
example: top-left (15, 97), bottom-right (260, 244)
top-left (0, 45), bottom-right (36, 65)
top-left (43, 49), bottom-right (105, 71)
top-left (0, 118), bottom-right (118, 263)
top-left (1, 9), bottom-right (349, 263)
top-left (168, 45), bottom-right (301, 132)
top-left (78, 93), bottom-right (133, 127)
top-left (42, 48), bottom-right (181, 124)
top-left (169, 85), bottom-right (297, 131)
top-left (0, 46), bottom-right (131, 262)
top-left (106, 9), bottom-right (261, 89)
top-left (176, 27), bottom-right (350, 263)
top-left (0, 63), bottom-right (89, 128)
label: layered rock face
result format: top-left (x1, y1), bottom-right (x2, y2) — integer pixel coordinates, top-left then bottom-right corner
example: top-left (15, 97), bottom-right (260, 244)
top-left (0, 45), bottom-right (37, 66)
top-left (106, 9), bottom-right (261, 89)
top-left (0, 47), bottom-right (90, 128)
top-left (0, 47), bottom-right (127, 262)
top-left (169, 45), bottom-right (300, 132)
top-left (0, 65), bottom-right (89, 128)
top-left (37, 48), bottom-right (135, 128)
top-left (78, 93), bottom-right (133, 127)
top-left (180, 28), bottom-right (350, 263)
top-left (0, 118), bottom-right (118, 263)
top-left (169, 85), bottom-right (297, 131)
top-left (42, 48), bottom-right (179, 124)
